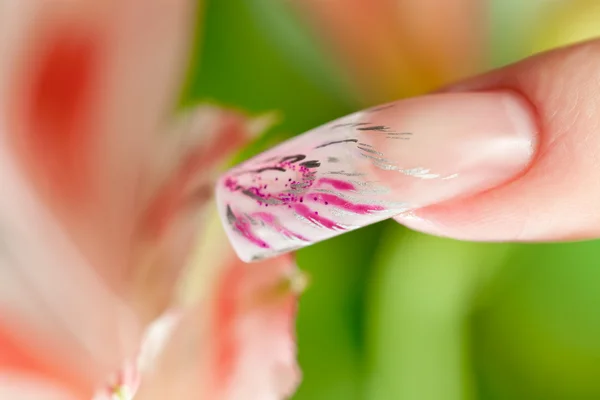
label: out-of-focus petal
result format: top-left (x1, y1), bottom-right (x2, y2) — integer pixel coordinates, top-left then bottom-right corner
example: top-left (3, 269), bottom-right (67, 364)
top-left (134, 208), bottom-right (303, 400)
top-left (0, 0), bottom-right (195, 394)
top-left (94, 105), bottom-right (264, 399)
top-left (0, 324), bottom-right (85, 399)
top-left (131, 106), bottom-right (263, 324)
top-left (0, 374), bottom-right (79, 400)
top-left (1, 0), bottom-right (196, 305)
top-left (292, 0), bottom-right (484, 102)
top-left (92, 358), bottom-right (141, 400)
top-left (0, 138), bottom-right (140, 394)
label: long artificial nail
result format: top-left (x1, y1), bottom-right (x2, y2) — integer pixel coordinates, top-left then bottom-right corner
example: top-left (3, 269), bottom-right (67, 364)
top-left (216, 92), bottom-right (537, 262)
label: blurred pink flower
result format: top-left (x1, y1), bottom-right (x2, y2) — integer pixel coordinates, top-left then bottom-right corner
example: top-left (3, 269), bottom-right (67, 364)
top-left (293, 0), bottom-right (484, 102)
top-left (132, 245), bottom-right (304, 400)
top-left (91, 210), bottom-right (303, 400)
top-left (0, 1), bottom-right (302, 399)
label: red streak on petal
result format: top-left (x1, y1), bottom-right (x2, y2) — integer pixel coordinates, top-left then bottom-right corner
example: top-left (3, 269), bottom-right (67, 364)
top-left (0, 323), bottom-right (88, 396)
top-left (23, 29), bottom-right (101, 202)
top-left (210, 254), bottom-right (301, 396)
top-left (212, 260), bottom-right (243, 388)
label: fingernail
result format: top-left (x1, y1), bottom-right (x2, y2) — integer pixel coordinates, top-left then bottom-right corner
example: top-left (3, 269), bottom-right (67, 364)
top-left (216, 91), bottom-right (537, 262)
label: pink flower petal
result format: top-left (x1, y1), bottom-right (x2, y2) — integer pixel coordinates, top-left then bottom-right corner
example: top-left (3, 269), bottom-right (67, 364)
top-left (134, 210), bottom-right (303, 400)
top-left (131, 106), bottom-right (264, 324)
top-left (0, 0), bottom-right (196, 394)
top-left (293, 0), bottom-right (483, 101)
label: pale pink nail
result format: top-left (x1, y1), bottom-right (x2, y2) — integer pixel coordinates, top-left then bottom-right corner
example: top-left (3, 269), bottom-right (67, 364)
top-left (216, 91), bottom-right (537, 262)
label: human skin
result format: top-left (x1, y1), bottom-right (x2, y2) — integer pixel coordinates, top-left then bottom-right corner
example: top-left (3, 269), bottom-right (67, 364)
top-left (4, 1), bottom-right (600, 398)
top-left (219, 39), bottom-right (600, 261)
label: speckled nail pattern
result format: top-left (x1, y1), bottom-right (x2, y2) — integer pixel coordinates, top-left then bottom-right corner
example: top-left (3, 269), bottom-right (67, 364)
top-left (216, 104), bottom-right (417, 262)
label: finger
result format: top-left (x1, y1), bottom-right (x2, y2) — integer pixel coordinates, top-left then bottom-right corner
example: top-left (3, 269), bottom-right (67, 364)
top-left (396, 39), bottom-right (600, 241)
top-left (216, 89), bottom-right (536, 261)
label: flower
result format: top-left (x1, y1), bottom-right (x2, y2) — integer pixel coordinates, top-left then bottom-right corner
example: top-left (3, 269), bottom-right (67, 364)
top-left (292, 0), bottom-right (484, 102)
top-left (131, 215), bottom-right (304, 400)
top-left (0, 1), bottom-right (302, 399)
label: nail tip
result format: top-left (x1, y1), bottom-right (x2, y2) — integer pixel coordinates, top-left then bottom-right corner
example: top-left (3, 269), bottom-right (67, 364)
top-left (213, 109), bottom-right (401, 259)
top-left (214, 92), bottom-right (538, 258)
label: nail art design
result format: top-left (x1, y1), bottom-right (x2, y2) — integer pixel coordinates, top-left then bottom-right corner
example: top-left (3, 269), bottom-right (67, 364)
top-left (216, 104), bottom-right (412, 262)
top-left (217, 92), bottom-right (537, 262)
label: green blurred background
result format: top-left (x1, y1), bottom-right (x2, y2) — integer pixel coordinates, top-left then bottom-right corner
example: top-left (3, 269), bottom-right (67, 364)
top-left (184, 1), bottom-right (600, 399)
